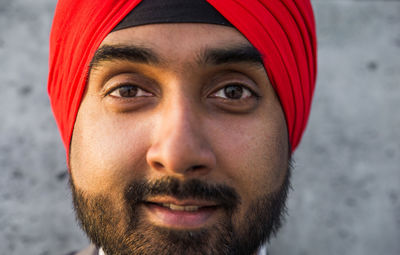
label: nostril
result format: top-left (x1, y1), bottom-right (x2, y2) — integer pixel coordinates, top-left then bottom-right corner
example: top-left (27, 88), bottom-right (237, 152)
top-left (190, 165), bottom-right (205, 171)
top-left (153, 162), bottom-right (164, 169)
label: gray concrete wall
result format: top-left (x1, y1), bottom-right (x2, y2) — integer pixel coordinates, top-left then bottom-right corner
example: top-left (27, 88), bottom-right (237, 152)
top-left (1, 0), bottom-right (399, 254)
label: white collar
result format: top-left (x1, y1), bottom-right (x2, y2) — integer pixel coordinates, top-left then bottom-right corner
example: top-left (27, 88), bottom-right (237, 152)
top-left (99, 244), bottom-right (267, 255)
top-left (258, 243), bottom-right (268, 255)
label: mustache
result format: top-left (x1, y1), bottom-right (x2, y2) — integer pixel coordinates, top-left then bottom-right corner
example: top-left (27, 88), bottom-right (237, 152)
top-left (124, 177), bottom-right (240, 211)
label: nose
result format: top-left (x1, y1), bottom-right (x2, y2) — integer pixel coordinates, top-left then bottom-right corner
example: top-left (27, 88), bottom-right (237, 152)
top-left (146, 97), bottom-right (216, 177)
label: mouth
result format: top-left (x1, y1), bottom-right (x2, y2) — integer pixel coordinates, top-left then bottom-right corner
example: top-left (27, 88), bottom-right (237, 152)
top-left (143, 197), bottom-right (220, 229)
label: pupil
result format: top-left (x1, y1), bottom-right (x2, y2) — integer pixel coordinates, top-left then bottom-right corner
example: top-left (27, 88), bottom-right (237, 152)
top-left (119, 86), bottom-right (137, 97)
top-left (224, 85), bottom-right (243, 99)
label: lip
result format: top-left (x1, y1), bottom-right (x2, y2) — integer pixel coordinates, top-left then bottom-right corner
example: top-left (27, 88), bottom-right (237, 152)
top-left (145, 196), bottom-right (218, 207)
top-left (143, 196), bottom-right (220, 229)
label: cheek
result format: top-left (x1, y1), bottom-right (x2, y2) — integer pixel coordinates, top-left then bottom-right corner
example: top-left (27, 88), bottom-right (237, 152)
top-left (70, 100), bottom-right (151, 194)
top-left (212, 109), bottom-right (288, 199)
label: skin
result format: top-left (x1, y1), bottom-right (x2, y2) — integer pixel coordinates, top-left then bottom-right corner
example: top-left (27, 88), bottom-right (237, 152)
top-left (70, 23), bottom-right (289, 254)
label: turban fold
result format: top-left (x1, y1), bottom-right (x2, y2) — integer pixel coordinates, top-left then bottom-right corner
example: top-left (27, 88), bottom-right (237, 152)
top-left (48, 0), bottom-right (317, 160)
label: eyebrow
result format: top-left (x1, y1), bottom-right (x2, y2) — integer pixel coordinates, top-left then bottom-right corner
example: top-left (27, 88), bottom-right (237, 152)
top-left (89, 43), bottom-right (264, 70)
top-left (200, 44), bottom-right (264, 67)
top-left (90, 44), bottom-right (160, 69)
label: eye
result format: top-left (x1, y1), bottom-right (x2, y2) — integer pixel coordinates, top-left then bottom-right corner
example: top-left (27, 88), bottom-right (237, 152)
top-left (212, 84), bottom-right (254, 100)
top-left (108, 85), bottom-right (153, 98)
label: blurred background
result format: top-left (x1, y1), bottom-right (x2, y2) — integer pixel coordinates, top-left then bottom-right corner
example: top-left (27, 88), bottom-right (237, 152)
top-left (0, 0), bottom-right (399, 254)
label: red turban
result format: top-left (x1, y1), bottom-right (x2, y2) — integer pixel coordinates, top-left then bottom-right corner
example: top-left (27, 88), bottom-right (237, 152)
top-left (48, 0), bottom-right (317, 160)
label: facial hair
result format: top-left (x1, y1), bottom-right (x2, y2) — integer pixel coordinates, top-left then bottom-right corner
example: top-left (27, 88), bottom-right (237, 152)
top-left (70, 165), bottom-right (291, 255)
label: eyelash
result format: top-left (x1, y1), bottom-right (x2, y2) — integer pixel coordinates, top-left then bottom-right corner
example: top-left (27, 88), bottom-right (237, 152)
top-left (105, 83), bottom-right (260, 101)
top-left (106, 83), bottom-right (152, 98)
top-left (211, 84), bottom-right (259, 100)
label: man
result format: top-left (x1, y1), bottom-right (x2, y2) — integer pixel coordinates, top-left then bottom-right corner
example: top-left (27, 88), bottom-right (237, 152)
top-left (48, 0), bottom-right (317, 254)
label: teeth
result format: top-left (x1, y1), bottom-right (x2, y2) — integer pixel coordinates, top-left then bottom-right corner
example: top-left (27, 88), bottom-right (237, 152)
top-left (162, 203), bottom-right (201, 212)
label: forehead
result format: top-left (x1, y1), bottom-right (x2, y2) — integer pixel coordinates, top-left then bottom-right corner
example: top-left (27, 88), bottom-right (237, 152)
top-left (99, 23), bottom-right (253, 60)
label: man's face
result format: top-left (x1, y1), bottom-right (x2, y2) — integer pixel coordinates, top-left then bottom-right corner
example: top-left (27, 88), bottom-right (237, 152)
top-left (69, 23), bottom-right (290, 255)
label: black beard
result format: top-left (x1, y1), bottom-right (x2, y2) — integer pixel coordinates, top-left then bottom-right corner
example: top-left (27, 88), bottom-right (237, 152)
top-left (70, 165), bottom-right (291, 255)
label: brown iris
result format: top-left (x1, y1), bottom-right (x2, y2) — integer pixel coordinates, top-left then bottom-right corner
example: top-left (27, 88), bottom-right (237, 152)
top-left (118, 86), bottom-right (138, 97)
top-left (224, 85), bottom-right (244, 99)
